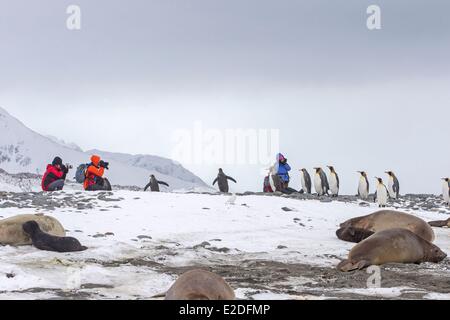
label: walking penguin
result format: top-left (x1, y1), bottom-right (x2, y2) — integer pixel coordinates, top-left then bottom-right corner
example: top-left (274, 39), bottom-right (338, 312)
top-left (144, 175), bottom-right (169, 192)
top-left (213, 168), bottom-right (237, 193)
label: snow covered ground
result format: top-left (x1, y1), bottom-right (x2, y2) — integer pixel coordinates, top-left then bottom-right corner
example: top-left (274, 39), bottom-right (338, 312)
top-left (0, 191), bottom-right (449, 300)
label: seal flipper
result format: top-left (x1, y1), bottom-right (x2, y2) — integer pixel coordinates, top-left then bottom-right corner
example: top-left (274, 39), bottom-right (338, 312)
top-left (428, 219), bottom-right (449, 228)
top-left (428, 220), bottom-right (446, 227)
top-left (337, 259), bottom-right (371, 272)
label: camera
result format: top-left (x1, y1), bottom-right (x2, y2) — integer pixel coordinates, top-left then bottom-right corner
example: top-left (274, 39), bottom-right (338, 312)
top-left (66, 164), bottom-right (73, 170)
top-left (99, 161), bottom-right (109, 169)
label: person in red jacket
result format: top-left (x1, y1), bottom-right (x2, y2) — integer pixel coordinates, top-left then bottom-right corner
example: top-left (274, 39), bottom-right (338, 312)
top-left (84, 155), bottom-right (112, 191)
top-left (41, 157), bottom-right (69, 191)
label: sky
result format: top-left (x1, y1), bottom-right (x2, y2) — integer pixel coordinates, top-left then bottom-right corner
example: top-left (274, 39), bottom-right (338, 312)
top-left (0, 0), bottom-right (449, 194)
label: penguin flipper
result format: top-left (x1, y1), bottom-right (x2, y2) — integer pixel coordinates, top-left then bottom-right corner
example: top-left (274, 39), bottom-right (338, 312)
top-left (227, 176), bottom-right (237, 183)
top-left (212, 177), bottom-right (218, 185)
top-left (158, 181), bottom-right (169, 187)
top-left (144, 183), bottom-right (151, 192)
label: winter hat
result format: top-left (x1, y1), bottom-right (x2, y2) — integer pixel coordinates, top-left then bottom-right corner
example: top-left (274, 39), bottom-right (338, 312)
top-left (277, 153), bottom-right (286, 162)
top-left (91, 155), bottom-right (101, 166)
top-left (52, 156), bottom-right (63, 166)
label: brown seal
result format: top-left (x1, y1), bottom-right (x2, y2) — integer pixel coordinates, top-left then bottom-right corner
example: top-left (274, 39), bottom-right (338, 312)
top-left (338, 210), bottom-right (435, 243)
top-left (337, 228), bottom-right (447, 272)
top-left (0, 214), bottom-right (65, 246)
top-left (165, 269), bottom-right (235, 300)
top-left (428, 218), bottom-right (450, 228)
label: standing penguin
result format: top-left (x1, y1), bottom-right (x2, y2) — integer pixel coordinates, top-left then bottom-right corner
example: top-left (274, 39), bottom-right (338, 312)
top-left (313, 167), bottom-right (329, 196)
top-left (357, 171), bottom-right (370, 200)
top-left (144, 175), bottom-right (169, 192)
top-left (442, 178), bottom-right (450, 206)
top-left (375, 177), bottom-right (389, 208)
top-left (385, 171), bottom-right (400, 199)
top-left (299, 168), bottom-right (312, 194)
top-left (327, 166), bottom-right (339, 197)
top-left (212, 168), bottom-right (237, 193)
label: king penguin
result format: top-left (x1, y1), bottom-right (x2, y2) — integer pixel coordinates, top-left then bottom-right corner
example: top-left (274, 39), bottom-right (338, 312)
top-left (385, 171), bottom-right (400, 199)
top-left (442, 178), bottom-right (450, 206)
top-left (357, 171), bottom-right (369, 200)
top-left (327, 166), bottom-right (339, 197)
top-left (375, 177), bottom-right (389, 207)
top-left (313, 167), bottom-right (329, 196)
top-left (299, 168), bottom-right (312, 194)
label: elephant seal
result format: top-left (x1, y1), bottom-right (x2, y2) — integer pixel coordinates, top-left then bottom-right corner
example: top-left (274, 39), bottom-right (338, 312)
top-left (336, 226), bottom-right (375, 243)
top-left (23, 221), bottom-right (87, 252)
top-left (165, 269), bottom-right (235, 300)
top-left (428, 218), bottom-right (450, 228)
top-left (0, 214), bottom-right (65, 246)
top-left (337, 228), bottom-right (447, 272)
top-left (339, 210), bottom-right (435, 243)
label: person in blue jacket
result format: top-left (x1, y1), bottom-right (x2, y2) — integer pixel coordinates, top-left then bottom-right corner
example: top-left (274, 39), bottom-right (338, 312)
top-left (277, 153), bottom-right (298, 194)
top-left (276, 153), bottom-right (291, 188)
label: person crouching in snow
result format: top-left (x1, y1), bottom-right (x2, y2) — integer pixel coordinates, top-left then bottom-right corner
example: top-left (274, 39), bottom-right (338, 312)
top-left (84, 155), bottom-right (112, 191)
top-left (276, 153), bottom-right (297, 194)
top-left (41, 156), bottom-right (69, 191)
top-left (276, 153), bottom-right (291, 189)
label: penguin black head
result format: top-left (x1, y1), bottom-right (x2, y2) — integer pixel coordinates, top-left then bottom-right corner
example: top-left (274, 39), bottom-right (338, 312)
top-left (314, 167), bottom-right (321, 173)
top-left (442, 178), bottom-right (449, 182)
top-left (327, 166), bottom-right (335, 172)
top-left (219, 168), bottom-right (223, 173)
top-left (357, 171), bottom-right (367, 177)
top-left (22, 220), bottom-right (41, 236)
top-left (150, 174), bottom-right (155, 179)
top-left (385, 171), bottom-right (394, 177)
top-left (375, 177), bottom-right (383, 184)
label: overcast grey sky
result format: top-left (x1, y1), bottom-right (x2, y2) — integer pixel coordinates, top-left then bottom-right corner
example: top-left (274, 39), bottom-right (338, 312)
top-left (0, 0), bottom-right (449, 193)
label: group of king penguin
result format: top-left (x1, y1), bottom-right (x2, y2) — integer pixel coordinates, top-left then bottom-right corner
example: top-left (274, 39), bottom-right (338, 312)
top-left (300, 169), bottom-right (450, 208)
top-left (300, 167), bottom-right (402, 207)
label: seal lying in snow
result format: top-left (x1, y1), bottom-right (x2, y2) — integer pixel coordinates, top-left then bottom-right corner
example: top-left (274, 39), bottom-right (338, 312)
top-left (337, 228), bottom-right (447, 272)
top-left (337, 210), bottom-right (435, 243)
top-left (22, 221), bottom-right (87, 252)
top-left (428, 218), bottom-right (450, 228)
top-left (165, 269), bottom-right (235, 300)
top-left (0, 214), bottom-right (65, 246)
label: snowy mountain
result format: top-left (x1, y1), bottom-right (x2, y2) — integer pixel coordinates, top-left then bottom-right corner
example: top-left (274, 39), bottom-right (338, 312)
top-left (0, 106), bottom-right (209, 191)
top-left (86, 149), bottom-right (206, 186)
top-left (46, 135), bottom-right (83, 152)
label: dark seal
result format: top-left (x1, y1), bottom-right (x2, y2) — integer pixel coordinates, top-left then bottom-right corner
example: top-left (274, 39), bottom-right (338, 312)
top-left (23, 220), bottom-right (87, 252)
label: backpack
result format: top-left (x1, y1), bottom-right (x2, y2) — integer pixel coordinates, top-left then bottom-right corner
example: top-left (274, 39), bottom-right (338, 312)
top-left (75, 164), bottom-right (89, 183)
